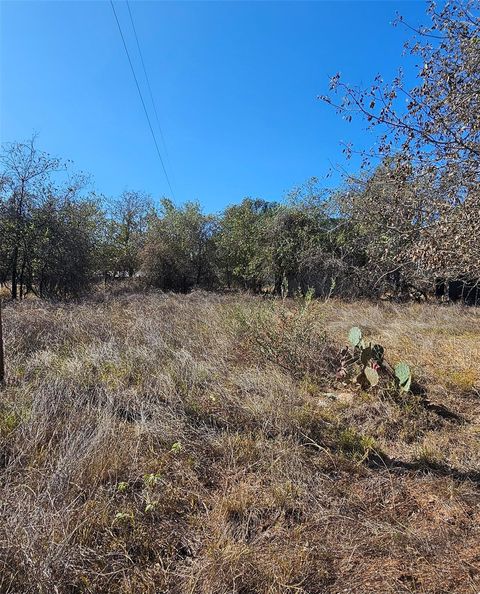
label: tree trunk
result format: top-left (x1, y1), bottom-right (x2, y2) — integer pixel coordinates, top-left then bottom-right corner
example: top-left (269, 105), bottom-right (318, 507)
top-left (11, 246), bottom-right (18, 300)
top-left (19, 253), bottom-right (26, 300)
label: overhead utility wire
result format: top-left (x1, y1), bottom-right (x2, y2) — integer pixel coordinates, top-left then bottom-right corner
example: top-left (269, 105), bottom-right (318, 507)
top-left (110, 0), bottom-right (175, 198)
top-left (126, 0), bottom-right (171, 163)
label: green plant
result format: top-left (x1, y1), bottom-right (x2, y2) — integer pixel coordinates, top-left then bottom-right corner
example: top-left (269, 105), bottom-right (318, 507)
top-left (364, 366), bottom-right (379, 387)
top-left (303, 287), bottom-right (315, 307)
top-left (113, 512), bottom-right (134, 524)
top-left (0, 405), bottom-right (31, 436)
top-left (142, 473), bottom-right (162, 514)
top-left (117, 481), bottom-right (128, 493)
top-left (143, 472), bottom-right (161, 488)
top-left (235, 300), bottom-right (331, 381)
top-left (348, 326), bottom-right (363, 348)
top-left (346, 327), bottom-right (383, 389)
top-left (170, 441), bottom-right (182, 454)
top-left (394, 362), bottom-right (412, 393)
top-left (345, 326), bottom-right (412, 393)
top-left (338, 428), bottom-right (377, 462)
top-left (0, 411), bottom-right (21, 435)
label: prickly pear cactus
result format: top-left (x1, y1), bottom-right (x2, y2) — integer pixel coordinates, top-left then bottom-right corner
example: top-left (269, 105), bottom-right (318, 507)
top-left (394, 362), bottom-right (411, 392)
top-left (364, 366), bottom-right (379, 387)
top-left (372, 344), bottom-right (384, 363)
top-left (348, 326), bottom-right (362, 348)
top-left (345, 326), bottom-right (413, 394)
top-left (360, 345), bottom-right (373, 365)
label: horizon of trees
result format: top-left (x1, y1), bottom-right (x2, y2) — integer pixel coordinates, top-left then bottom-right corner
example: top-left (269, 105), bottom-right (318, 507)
top-left (1, 0), bottom-right (478, 303)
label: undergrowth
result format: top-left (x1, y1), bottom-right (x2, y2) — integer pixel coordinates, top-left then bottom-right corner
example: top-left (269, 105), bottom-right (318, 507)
top-left (0, 292), bottom-right (479, 594)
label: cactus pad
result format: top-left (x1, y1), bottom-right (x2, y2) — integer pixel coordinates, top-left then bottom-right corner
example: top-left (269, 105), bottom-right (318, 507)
top-left (348, 326), bottom-right (362, 348)
top-left (364, 366), bottom-right (379, 387)
top-left (394, 362), bottom-right (411, 392)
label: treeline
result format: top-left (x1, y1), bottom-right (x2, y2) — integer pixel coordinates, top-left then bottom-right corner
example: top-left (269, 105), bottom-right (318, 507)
top-left (0, 137), bottom-right (478, 302)
top-left (1, 0), bottom-right (478, 302)
top-left (0, 139), bottom-right (352, 299)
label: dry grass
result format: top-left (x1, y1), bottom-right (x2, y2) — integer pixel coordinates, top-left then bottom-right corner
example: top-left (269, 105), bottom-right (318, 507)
top-left (0, 291), bottom-right (479, 593)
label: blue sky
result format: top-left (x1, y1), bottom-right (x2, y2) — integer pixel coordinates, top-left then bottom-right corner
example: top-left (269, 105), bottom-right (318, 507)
top-left (1, 1), bottom-right (428, 211)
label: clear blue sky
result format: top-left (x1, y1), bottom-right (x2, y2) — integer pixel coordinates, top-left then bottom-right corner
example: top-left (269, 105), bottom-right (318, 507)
top-left (1, 1), bottom-right (428, 211)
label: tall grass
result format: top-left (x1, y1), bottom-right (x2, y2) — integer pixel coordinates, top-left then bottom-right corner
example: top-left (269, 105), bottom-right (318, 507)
top-left (0, 292), bottom-right (479, 593)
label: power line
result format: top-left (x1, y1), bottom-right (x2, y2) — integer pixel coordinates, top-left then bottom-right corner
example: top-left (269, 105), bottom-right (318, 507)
top-left (109, 0), bottom-right (175, 198)
top-left (126, 0), bottom-right (171, 165)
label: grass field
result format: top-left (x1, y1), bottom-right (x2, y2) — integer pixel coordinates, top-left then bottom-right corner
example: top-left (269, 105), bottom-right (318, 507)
top-left (0, 291), bottom-right (479, 593)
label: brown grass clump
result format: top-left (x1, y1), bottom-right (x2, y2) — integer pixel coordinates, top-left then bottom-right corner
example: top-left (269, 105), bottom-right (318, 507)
top-left (0, 292), bottom-right (479, 593)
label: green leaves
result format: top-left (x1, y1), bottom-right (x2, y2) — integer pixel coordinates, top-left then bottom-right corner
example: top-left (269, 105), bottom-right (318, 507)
top-left (113, 511), bottom-right (134, 524)
top-left (117, 481), bottom-right (128, 493)
top-left (170, 441), bottom-right (182, 454)
top-left (143, 472), bottom-right (161, 488)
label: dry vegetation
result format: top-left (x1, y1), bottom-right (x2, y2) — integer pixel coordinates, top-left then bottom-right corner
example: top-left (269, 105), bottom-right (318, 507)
top-left (0, 290), bottom-right (479, 594)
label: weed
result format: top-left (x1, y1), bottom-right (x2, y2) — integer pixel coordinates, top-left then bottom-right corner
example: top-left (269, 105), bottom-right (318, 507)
top-left (338, 428), bottom-right (377, 462)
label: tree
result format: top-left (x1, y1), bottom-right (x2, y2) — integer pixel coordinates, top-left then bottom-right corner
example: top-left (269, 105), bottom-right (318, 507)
top-left (266, 179), bottom-right (334, 296)
top-left (107, 191), bottom-right (152, 278)
top-left (0, 137), bottom-right (101, 298)
top-left (142, 199), bottom-right (217, 291)
top-left (216, 198), bottom-right (274, 291)
top-left (32, 196), bottom-right (103, 298)
top-left (321, 0), bottom-right (480, 293)
top-left (0, 137), bottom-right (62, 298)
top-left (329, 159), bottom-right (440, 297)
